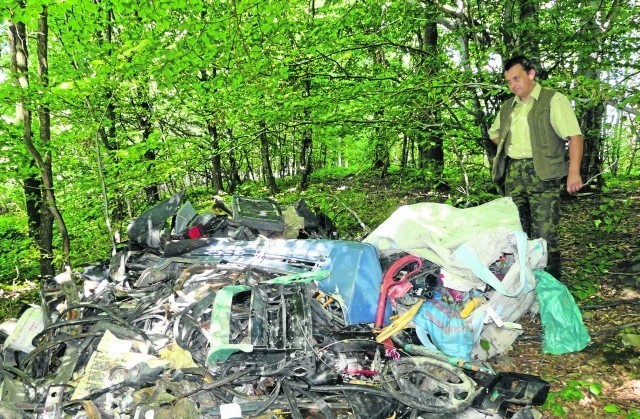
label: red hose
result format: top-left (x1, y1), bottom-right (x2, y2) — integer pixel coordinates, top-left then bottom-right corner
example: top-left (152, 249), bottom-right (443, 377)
top-left (374, 254), bottom-right (423, 328)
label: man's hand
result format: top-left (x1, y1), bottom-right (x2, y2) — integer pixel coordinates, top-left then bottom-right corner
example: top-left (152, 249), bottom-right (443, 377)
top-left (567, 173), bottom-right (583, 194)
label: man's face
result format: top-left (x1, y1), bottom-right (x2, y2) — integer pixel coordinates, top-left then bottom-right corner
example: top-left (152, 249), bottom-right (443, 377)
top-left (504, 64), bottom-right (536, 101)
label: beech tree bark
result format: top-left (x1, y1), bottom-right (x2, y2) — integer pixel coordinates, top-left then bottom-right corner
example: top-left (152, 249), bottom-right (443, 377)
top-left (9, 3), bottom-right (72, 275)
top-left (37, 6), bottom-right (55, 277)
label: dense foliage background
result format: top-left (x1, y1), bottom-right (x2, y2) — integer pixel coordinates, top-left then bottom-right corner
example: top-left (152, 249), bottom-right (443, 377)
top-left (0, 0), bottom-right (638, 285)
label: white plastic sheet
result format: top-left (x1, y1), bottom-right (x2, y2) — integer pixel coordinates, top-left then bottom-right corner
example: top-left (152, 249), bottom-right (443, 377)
top-left (365, 197), bottom-right (529, 291)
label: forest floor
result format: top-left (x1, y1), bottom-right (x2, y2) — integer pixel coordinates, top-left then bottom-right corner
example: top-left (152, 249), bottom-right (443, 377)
top-left (339, 175), bottom-right (640, 418)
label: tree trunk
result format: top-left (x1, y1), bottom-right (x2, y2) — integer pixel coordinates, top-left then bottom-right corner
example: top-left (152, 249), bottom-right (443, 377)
top-left (501, 0), bottom-right (516, 49)
top-left (10, 10), bottom-right (43, 257)
top-left (297, 0), bottom-right (316, 189)
top-left (278, 133), bottom-right (287, 178)
top-left (37, 6), bottom-right (55, 277)
top-left (574, 0), bottom-right (606, 190)
top-left (578, 84), bottom-right (605, 189)
top-left (455, 17), bottom-right (496, 162)
top-left (228, 149), bottom-right (239, 192)
top-left (372, 121), bottom-right (389, 177)
top-left (23, 167), bottom-right (43, 251)
top-left (626, 123), bottom-right (639, 176)
top-left (138, 98), bottom-right (159, 204)
top-left (9, 6), bottom-right (72, 273)
top-left (208, 121), bottom-right (224, 193)
top-left (227, 129), bottom-right (242, 191)
top-left (371, 44), bottom-right (390, 177)
top-left (400, 135), bottom-right (409, 169)
top-left (417, 18), bottom-right (444, 186)
top-left (298, 78), bottom-right (313, 190)
top-left (259, 121), bottom-right (279, 194)
top-left (94, 4), bottom-right (125, 247)
top-left (321, 142), bottom-right (327, 167)
top-left (198, 68), bottom-right (224, 193)
top-left (99, 7), bottom-right (118, 151)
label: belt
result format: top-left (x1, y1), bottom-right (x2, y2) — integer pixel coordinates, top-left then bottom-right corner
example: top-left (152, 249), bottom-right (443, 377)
top-left (507, 157), bottom-right (533, 163)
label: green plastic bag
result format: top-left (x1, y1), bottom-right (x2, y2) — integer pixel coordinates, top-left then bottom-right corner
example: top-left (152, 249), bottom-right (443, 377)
top-left (535, 270), bottom-right (591, 354)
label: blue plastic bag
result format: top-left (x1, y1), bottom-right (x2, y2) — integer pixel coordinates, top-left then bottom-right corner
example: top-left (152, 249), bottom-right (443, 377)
top-left (414, 298), bottom-right (474, 361)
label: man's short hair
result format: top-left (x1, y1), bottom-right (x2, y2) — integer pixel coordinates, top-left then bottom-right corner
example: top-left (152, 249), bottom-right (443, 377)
top-left (504, 55), bottom-right (535, 72)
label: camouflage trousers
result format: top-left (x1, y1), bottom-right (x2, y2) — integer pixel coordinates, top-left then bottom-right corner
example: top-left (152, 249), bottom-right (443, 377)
top-left (505, 159), bottom-right (562, 279)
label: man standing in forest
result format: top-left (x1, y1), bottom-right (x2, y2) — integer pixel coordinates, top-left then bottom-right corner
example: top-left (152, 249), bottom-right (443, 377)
top-left (489, 55), bottom-right (584, 280)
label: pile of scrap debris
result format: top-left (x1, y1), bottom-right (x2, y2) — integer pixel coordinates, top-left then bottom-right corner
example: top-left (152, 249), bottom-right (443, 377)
top-left (0, 192), bottom-right (576, 418)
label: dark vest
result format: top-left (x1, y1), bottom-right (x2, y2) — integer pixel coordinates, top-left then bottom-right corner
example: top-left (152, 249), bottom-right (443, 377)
top-left (497, 87), bottom-right (568, 180)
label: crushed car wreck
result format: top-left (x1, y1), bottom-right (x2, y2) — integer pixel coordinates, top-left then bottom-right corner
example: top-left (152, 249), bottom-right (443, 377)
top-left (0, 193), bottom-right (589, 418)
